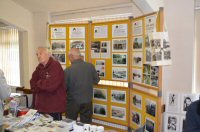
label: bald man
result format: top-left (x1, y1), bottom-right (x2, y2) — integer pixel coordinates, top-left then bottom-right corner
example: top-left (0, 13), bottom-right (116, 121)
top-left (30, 47), bottom-right (66, 120)
top-left (64, 48), bottom-right (100, 123)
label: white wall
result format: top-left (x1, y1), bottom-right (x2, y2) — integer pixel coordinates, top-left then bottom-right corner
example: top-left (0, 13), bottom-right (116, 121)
top-left (163, 0), bottom-right (195, 99)
top-left (0, 0), bottom-right (36, 88)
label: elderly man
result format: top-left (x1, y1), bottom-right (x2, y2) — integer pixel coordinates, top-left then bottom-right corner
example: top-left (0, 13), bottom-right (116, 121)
top-left (64, 48), bottom-right (100, 123)
top-left (30, 47), bottom-right (66, 120)
top-left (0, 69), bottom-right (11, 131)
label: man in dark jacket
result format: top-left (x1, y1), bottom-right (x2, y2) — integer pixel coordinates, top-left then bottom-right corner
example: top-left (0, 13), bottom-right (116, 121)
top-left (64, 48), bottom-right (100, 123)
top-left (30, 47), bottom-right (66, 120)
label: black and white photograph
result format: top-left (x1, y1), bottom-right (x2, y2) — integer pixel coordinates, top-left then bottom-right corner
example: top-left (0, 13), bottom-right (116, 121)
top-left (164, 50), bottom-right (171, 60)
top-left (69, 27), bottom-right (85, 38)
top-left (133, 52), bottom-right (143, 67)
top-left (179, 116), bottom-right (186, 132)
top-left (91, 41), bottom-right (101, 58)
top-left (111, 106), bottom-right (126, 121)
top-left (164, 113), bottom-right (179, 132)
top-left (151, 76), bottom-right (158, 87)
top-left (101, 41), bottom-right (111, 58)
top-left (94, 25), bottom-right (108, 38)
top-left (181, 94), bottom-right (198, 113)
top-left (111, 90), bottom-right (126, 104)
top-left (132, 69), bottom-right (142, 83)
top-left (151, 66), bottom-right (159, 76)
top-left (132, 20), bottom-right (143, 36)
top-left (93, 88), bottom-right (107, 101)
top-left (93, 104), bottom-right (107, 117)
top-left (51, 40), bottom-right (66, 52)
top-left (152, 51), bottom-right (162, 61)
top-left (112, 39), bottom-right (127, 52)
top-left (166, 93), bottom-right (180, 113)
top-left (151, 39), bottom-right (161, 49)
top-left (143, 64), bottom-right (151, 75)
top-left (132, 111), bottom-right (141, 126)
top-left (145, 117), bottom-right (155, 132)
top-left (70, 40), bottom-right (85, 51)
top-left (51, 27), bottom-right (66, 39)
top-left (112, 53), bottom-right (127, 66)
top-left (146, 98), bottom-right (156, 117)
top-left (95, 60), bottom-right (105, 77)
top-left (52, 53), bottom-right (66, 64)
top-left (112, 24), bottom-right (128, 38)
top-left (145, 35), bottom-right (150, 48)
top-left (145, 48), bottom-right (152, 63)
top-left (112, 67), bottom-right (127, 81)
top-left (145, 15), bottom-right (156, 34)
top-left (133, 36), bottom-right (143, 51)
top-left (143, 74), bottom-right (150, 85)
top-left (132, 93), bottom-right (142, 110)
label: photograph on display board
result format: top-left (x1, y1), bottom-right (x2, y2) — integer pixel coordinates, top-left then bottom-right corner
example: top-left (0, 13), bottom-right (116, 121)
top-left (111, 90), bottom-right (126, 104)
top-left (111, 106), bottom-right (126, 121)
top-left (145, 15), bottom-right (157, 34)
top-left (52, 53), bottom-right (66, 64)
top-left (112, 24), bottom-right (128, 38)
top-left (145, 35), bottom-right (150, 48)
top-left (112, 67), bottom-right (127, 81)
top-left (69, 27), bottom-right (85, 38)
top-left (179, 116), bottom-right (186, 132)
top-left (181, 94), bottom-right (199, 114)
top-left (166, 93), bottom-right (180, 113)
top-left (70, 40), bottom-right (85, 51)
top-left (51, 27), bottom-right (66, 39)
top-left (151, 76), bottom-right (158, 87)
top-left (93, 88), bottom-right (107, 101)
top-left (112, 39), bottom-right (127, 52)
top-left (143, 74), bottom-right (150, 85)
top-left (112, 53), bottom-right (127, 66)
top-left (133, 36), bottom-right (143, 51)
top-left (133, 20), bottom-right (143, 36)
top-left (151, 66), bottom-right (159, 76)
top-left (94, 25), bottom-right (108, 38)
top-left (95, 60), bottom-right (105, 78)
top-left (132, 69), bottom-right (142, 83)
top-left (91, 41), bottom-right (101, 58)
top-left (133, 52), bottom-right (143, 67)
top-left (143, 64), bottom-right (151, 75)
top-left (152, 51), bottom-right (162, 62)
top-left (131, 110), bottom-right (141, 127)
top-left (146, 98), bottom-right (156, 117)
top-left (145, 48), bottom-right (152, 63)
top-left (101, 41), bottom-right (111, 59)
top-left (145, 117), bottom-right (155, 132)
top-left (93, 103), bottom-right (107, 117)
top-left (132, 93), bottom-right (142, 110)
top-left (164, 113), bottom-right (179, 132)
top-left (51, 40), bottom-right (66, 52)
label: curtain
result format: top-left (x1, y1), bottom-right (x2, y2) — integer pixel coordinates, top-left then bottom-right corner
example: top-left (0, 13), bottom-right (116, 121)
top-left (0, 28), bottom-right (20, 86)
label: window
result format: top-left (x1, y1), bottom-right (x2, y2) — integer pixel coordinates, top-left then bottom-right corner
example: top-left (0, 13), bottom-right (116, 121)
top-left (0, 28), bottom-right (20, 86)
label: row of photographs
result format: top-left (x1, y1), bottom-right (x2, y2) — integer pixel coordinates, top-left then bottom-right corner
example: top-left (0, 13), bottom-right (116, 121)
top-left (131, 110), bottom-right (156, 132)
top-left (50, 15), bottom-right (157, 39)
top-left (166, 93), bottom-right (199, 114)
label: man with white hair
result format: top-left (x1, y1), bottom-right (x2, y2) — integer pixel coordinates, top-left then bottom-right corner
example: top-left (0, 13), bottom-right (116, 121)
top-left (0, 69), bottom-right (11, 131)
top-left (30, 47), bottom-right (66, 120)
top-left (64, 48), bottom-right (100, 123)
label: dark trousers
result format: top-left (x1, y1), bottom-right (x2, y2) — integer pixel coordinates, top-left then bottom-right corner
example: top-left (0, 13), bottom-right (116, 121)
top-left (40, 112), bottom-right (62, 121)
top-left (66, 101), bottom-right (92, 123)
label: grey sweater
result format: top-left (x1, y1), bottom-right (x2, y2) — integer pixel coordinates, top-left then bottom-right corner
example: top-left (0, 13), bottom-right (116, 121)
top-left (64, 59), bottom-right (100, 104)
top-left (0, 69), bottom-right (11, 125)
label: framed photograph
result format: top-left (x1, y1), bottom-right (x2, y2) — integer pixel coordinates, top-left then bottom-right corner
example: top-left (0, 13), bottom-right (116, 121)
top-left (145, 35), bottom-right (150, 48)
top-left (132, 93), bottom-right (142, 110)
top-left (112, 39), bottom-right (127, 52)
top-left (93, 88), bottom-right (107, 101)
top-left (70, 40), bottom-right (85, 51)
top-left (112, 53), bottom-right (127, 66)
top-left (146, 98), bottom-right (156, 117)
top-left (133, 52), bottom-right (143, 67)
top-left (111, 106), bottom-right (126, 121)
top-left (133, 36), bottom-right (143, 51)
top-left (93, 103), bottom-right (107, 117)
top-left (69, 27), bottom-right (85, 38)
top-left (51, 40), bottom-right (66, 52)
top-left (95, 60), bottom-right (105, 77)
top-left (145, 117), bottom-right (155, 132)
top-left (166, 93), bottom-right (180, 113)
top-left (52, 53), bottom-right (66, 64)
top-left (181, 94), bottom-right (199, 114)
top-left (179, 116), bottom-right (186, 132)
top-left (132, 68), bottom-right (142, 83)
top-left (132, 20), bottom-right (143, 36)
top-left (111, 90), bottom-right (126, 104)
top-left (164, 113), bottom-right (180, 132)
top-left (131, 110), bottom-right (141, 127)
top-left (112, 24), bottom-right (127, 38)
top-left (51, 27), bottom-right (66, 39)
top-left (112, 67), bottom-right (127, 81)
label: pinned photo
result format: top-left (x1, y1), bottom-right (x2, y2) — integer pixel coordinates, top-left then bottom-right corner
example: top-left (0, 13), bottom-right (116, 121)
top-left (111, 90), bottom-right (126, 104)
